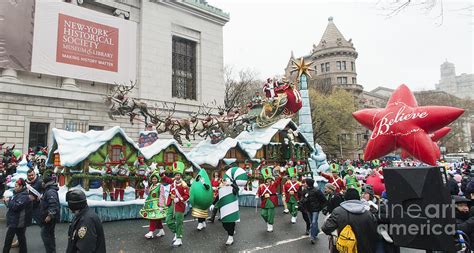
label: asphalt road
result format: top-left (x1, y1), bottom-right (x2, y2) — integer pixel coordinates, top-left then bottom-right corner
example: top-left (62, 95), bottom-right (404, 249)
top-left (0, 206), bottom-right (423, 253)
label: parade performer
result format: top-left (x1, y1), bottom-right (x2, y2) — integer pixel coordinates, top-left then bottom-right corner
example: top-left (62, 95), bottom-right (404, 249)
top-left (283, 167), bottom-right (301, 224)
top-left (281, 161), bottom-right (293, 214)
top-left (215, 167), bottom-right (248, 245)
top-left (208, 171), bottom-right (222, 223)
top-left (365, 169), bottom-right (385, 196)
top-left (114, 160), bottom-right (129, 202)
top-left (256, 166), bottom-right (283, 232)
top-left (344, 166), bottom-right (361, 193)
top-left (320, 164), bottom-right (345, 193)
top-left (263, 78), bottom-right (277, 99)
top-left (189, 169), bottom-right (213, 231)
top-left (101, 162), bottom-right (115, 201)
top-left (140, 171), bottom-right (167, 239)
top-left (161, 161), bottom-right (189, 247)
top-left (134, 155), bottom-right (148, 199)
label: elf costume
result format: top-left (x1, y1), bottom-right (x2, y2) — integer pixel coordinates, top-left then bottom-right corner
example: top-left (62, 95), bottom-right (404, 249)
top-left (114, 160), bottom-right (129, 201)
top-left (102, 161), bottom-right (115, 201)
top-left (344, 166), bottom-right (361, 193)
top-left (283, 167), bottom-right (301, 223)
top-left (134, 155), bottom-right (148, 199)
top-left (256, 166), bottom-right (283, 232)
top-left (189, 169), bottom-right (213, 231)
top-left (215, 167), bottom-right (248, 245)
top-left (161, 161), bottom-right (189, 247)
top-left (139, 171), bottom-right (167, 239)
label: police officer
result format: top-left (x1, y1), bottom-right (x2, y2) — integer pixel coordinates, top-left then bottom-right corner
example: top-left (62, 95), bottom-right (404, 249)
top-left (66, 189), bottom-right (106, 253)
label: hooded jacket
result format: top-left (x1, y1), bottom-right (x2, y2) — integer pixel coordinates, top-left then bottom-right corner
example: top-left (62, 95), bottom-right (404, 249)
top-left (40, 181), bottom-right (60, 223)
top-left (322, 200), bottom-right (378, 253)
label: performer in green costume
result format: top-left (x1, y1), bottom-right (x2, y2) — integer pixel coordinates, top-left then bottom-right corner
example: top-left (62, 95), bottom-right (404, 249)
top-left (215, 167), bottom-right (248, 245)
top-left (189, 169), bottom-right (213, 231)
top-left (344, 166), bottom-right (361, 193)
top-left (140, 171), bottom-right (167, 239)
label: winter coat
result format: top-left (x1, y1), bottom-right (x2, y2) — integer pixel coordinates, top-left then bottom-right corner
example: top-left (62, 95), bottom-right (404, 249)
top-left (322, 200), bottom-right (378, 253)
top-left (456, 209), bottom-right (474, 244)
top-left (447, 178), bottom-right (460, 195)
top-left (40, 181), bottom-right (60, 223)
top-left (300, 186), bottom-right (327, 212)
top-left (6, 187), bottom-right (32, 228)
top-left (67, 206), bottom-right (106, 253)
top-left (323, 191), bottom-right (344, 215)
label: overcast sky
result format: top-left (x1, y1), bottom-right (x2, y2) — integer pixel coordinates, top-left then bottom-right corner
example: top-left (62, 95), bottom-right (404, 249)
top-left (207, 0), bottom-right (473, 91)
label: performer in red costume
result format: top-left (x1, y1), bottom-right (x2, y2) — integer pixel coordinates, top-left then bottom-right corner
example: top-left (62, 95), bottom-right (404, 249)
top-left (319, 165), bottom-right (345, 193)
top-left (256, 166), bottom-right (284, 232)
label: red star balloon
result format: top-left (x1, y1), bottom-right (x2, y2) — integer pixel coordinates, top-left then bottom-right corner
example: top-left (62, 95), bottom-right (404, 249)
top-left (400, 127), bottom-right (451, 160)
top-left (353, 84), bottom-right (464, 165)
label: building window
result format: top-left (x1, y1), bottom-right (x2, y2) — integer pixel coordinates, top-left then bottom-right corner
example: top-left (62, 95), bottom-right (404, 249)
top-left (89, 125), bottom-right (104, 131)
top-left (165, 152), bottom-right (178, 163)
top-left (352, 77), bottom-right (357, 84)
top-left (172, 36), bottom-right (197, 100)
top-left (337, 77), bottom-right (348, 84)
top-left (351, 62), bottom-right (355, 71)
top-left (325, 62), bottom-right (330, 72)
top-left (65, 119), bottom-right (87, 132)
top-left (336, 61), bottom-right (341, 70)
top-left (342, 61), bottom-right (347, 70)
top-left (320, 63), bottom-right (324, 73)
top-left (110, 145), bottom-right (123, 163)
top-left (29, 122), bottom-right (49, 149)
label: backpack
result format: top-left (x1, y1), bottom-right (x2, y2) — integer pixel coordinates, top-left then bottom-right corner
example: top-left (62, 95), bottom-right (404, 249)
top-left (336, 212), bottom-right (358, 253)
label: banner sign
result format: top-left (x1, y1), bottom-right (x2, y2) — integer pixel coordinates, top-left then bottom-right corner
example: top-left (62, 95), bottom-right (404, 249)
top-left (0, 0), bottom-right (35, 71)
top-left (31, 0), bottom-right (137, 84)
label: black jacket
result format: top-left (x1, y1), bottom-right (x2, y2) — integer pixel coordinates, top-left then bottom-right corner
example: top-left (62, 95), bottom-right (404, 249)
top-left (456, 209), bottom-right (474, 243)
top-left (323, 192), bottom-right (344, 215)
top-left (40, 182), bottom-right (60, 223)
top-left (300, 186), bottom-right (327, 212)
top-left (67, 207), bottom-right (106, 253)
top-left (447, 178), bottom-right (459, 195)
top-left (6, 187), bottom-right (32, 228)
top-left (322, 200), bottom-right (378, 253)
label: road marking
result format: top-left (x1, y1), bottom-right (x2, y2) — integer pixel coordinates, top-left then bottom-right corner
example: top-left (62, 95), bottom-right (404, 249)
top-left (240, 232), bottom-right (325, 252)
top-left (142, 219), bottom-right (195, 227)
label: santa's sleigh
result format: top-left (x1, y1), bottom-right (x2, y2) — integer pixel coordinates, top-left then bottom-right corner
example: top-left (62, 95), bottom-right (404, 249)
top-left (256, 83), bottom-right (302, 128)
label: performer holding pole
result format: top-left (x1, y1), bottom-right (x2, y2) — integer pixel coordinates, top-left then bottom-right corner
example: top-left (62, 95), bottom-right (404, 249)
top-left (160, 161), bottom-right (189, 247)
top-left (256, 166), bottom-right (283, 232)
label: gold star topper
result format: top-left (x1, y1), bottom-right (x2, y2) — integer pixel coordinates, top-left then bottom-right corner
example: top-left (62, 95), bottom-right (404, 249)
top-left (290, 58), bottom-right (314, 79)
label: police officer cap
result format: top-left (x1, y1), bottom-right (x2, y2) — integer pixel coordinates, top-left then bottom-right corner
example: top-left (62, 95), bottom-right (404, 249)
top-left (66, 189), bottom-right (87, 211)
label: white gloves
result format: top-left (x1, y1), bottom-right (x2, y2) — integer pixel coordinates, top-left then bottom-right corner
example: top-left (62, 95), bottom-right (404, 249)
top-left (255, 195), bottom-right (259, 199)
top-left (159, 167), bottom-right (165, 174)
top-left (209, 205), bottom-right (215, 212)
top-left (174, 197), bottom-right (180, 203)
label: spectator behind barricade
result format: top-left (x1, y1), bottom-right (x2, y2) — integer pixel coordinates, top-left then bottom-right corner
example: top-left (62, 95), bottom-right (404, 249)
top-left (322, 188), bottom-right (378, 253)
top-left (2, 178), bottom-right (33, 253)
top-left (322, 183), bottom-right (344, 216)
top-left (453, 196), bottom-right (474, 244)
top-left (447, 171), bottom-right (460, 196)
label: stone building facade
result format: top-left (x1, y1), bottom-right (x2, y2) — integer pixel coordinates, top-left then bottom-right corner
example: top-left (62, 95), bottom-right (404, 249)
top-left (436, 60), bottom-right (474, 99)
top-left (0, 0), bottom-right (229, 153)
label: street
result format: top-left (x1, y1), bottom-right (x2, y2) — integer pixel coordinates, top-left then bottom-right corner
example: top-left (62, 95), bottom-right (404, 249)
top-left (0, 206), bottom-right (423, 253)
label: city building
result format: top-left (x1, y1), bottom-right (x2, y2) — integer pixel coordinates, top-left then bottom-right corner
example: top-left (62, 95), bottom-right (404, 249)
top-left (0, 0), bottom-right (229, 153)
top-left (436, 60), bottom-right (474, 99)
top-left (285, 17), bottom-right (365, 159)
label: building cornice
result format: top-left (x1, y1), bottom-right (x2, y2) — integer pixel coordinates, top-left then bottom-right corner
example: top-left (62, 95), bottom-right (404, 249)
top-left (153, 0), bottom-right (229, 26)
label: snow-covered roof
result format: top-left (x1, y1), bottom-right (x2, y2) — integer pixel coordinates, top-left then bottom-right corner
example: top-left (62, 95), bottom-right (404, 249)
top-left (51, 126), bottom-right (139, 167)
top-left (187, 137), bottom-right (250, 167)
top-left (139, 139), bottom-right (200, 169)
top-left (235, 118), bottom-right (314, 158)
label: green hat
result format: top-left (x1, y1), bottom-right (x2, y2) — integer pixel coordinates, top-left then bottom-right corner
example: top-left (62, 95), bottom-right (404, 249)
top-left (371, 159), bottom-right (380, 167)
top-left (287, 167), bottom-right (297, 178)
top-left (330, 163), bottom-right (339, 173)
top-left (13, 149), bottom-right (21, 159)
top-left (149, 170), bottom-right (161, 182)
top-left (261, 166), bottom-right (274, 180)
top-left (172, 161), bottom-right (185, 174)
top-left (347, 165), bottom-right (354, 173)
